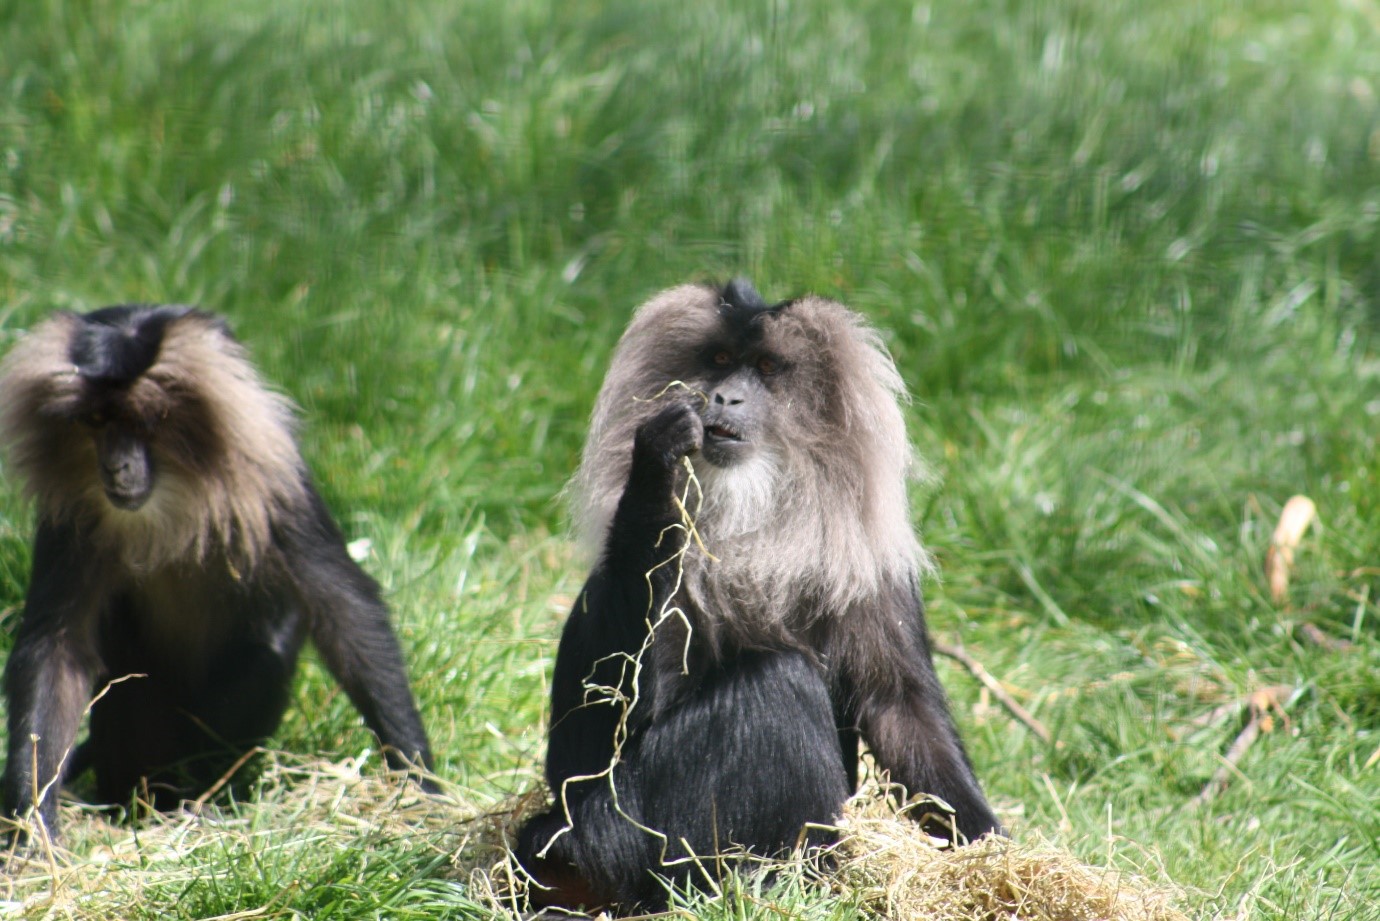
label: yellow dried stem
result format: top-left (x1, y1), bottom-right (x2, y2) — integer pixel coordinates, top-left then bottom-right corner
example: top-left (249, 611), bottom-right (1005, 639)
top-left (1265, 494), bottom-right (1316, 605)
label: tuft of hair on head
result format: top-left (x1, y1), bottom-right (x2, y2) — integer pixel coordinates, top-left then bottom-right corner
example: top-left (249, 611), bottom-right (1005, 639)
top-left (69, 304), bottom-right (190, 385)
top-left (718, 277), bottom-right (772, 320)
top-left (0, 305), bottom-right (307, 572)
top-left (574, 282), bottom-right (932, 629)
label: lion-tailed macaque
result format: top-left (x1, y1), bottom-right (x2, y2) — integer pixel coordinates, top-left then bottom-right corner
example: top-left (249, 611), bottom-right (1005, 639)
top-left (0, 305), bottom-right (434, 838)
top-left (515, 280), bottom-right (1002, 911)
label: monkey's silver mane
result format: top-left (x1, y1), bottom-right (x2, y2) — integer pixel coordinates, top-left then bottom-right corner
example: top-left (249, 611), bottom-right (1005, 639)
top-left (0, 311), bottom-right (306, 572)
top-left (574, 284), bottom-right (930, 632)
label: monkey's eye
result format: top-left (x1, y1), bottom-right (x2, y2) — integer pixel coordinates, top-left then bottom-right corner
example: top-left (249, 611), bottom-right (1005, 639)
top-left (81, 411), bottom-right (107, 428)
top-left (756, 356), bottom-right (779, 376)
top-left (712, 350), bottom-right (733, 367)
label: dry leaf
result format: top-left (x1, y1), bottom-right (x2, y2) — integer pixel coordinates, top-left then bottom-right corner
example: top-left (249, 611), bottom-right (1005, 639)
top-left (1265, 495), bottom-right (1317, 604)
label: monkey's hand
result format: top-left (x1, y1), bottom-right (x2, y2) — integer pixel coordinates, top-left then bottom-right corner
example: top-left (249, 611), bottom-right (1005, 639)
top-left (614, 402), bottom-right (704, 550)
top-left (632, 402), bottom-right (703, 473)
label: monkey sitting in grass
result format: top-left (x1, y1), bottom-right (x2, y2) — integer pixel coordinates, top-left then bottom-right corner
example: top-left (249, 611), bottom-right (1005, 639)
top-left (517, 280), bottom-right (1002, 911)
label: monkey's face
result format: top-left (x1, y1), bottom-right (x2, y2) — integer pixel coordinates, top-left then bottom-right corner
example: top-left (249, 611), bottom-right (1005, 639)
top-left (694, 344), bottom-right (780, 469)
top-left (86, 411), bottom-right (155, 511)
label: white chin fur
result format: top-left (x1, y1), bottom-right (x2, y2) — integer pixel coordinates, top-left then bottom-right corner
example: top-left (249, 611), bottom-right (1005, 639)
top-left (690, 450), bottom-right (778, 540)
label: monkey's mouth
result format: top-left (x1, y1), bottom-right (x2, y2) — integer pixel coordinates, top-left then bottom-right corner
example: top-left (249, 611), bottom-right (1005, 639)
top-left (103, 486), bottom-right (152, 512)
top-left (703, 422), bottom-right (744, 443)
top-left (100, 466), bottom-right (154, 511)
top-left (700, 418), bottom-right (749, 467)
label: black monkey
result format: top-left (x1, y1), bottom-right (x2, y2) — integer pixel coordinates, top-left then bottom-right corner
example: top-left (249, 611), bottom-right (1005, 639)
top-left (516, 281), bottom-right (1002, 911)
top-left (0, 305), bottom-right (434, 837)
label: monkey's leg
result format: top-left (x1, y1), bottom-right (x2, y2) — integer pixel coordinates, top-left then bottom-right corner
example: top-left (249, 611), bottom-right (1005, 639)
top-left (3, 636), bottom-right (94, 835)
top-left (2, 520), bottom-right (103, 837)
top-left (841, 586), bottom-right (1003, 842)
top-left (193, 641), bottom-right (296, 745)
top-left (857, 684), bottom-right (1002, 841)
top-left (86, 672), bottom-right (197, 808)
top-left (78, 638), bottom-right (293, 809)
top-left (175, 641), bottom-right (297, 798)
top-left (516, 787), bottom-right (653, 913)
top-left (286, 489), bottom-right (435, 781)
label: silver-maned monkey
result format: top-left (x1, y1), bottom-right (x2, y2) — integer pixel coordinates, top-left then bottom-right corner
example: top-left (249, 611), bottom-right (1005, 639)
top-left (516, 280), bottom-right (1001, 911)
top-left (0, 305), bottom-right (434, 838)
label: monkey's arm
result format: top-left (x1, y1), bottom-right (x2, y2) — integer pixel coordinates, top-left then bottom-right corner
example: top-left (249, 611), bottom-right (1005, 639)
top-left (284, 487), bottom-right (435, 783)
top-left (2, 519), bottom-right (101, 834)
top-left (545, 402), bottom-right (703, 787)
top-left (839, 580), bottom-right (1003, 842)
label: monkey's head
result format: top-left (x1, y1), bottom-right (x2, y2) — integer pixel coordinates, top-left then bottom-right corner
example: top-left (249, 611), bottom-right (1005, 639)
top-left (578, 280), bottom-right (930, 618)
top-left (0, 305), bottom-right (304, 569)
top-left (675, 279), bottom-right (784, 471)
top-left (59, 305), bottom-right (192, 511)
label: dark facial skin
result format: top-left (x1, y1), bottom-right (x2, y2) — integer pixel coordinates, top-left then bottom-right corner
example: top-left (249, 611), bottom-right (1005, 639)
top-left (90, 417), bottom-right (154, 510)
top-left (695, 345), bottom-right (780, 468)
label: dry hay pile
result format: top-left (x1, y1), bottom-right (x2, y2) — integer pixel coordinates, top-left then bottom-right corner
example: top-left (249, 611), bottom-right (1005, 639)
top-left (835, 792), bottom-right (1190, 921)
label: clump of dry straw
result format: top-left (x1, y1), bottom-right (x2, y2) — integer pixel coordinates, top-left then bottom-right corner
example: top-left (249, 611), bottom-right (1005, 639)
top-left (836, 788), bottom-right (1189, 921)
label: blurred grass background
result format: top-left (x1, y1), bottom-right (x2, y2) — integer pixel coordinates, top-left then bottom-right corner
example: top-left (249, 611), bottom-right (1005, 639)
top-left (1, 0), bottom-right (1378, 917)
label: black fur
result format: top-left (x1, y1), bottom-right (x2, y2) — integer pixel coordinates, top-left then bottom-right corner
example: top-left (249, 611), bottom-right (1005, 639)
top-left (717, 277), bottom-right (786, 334)
top-left (69, 304), bottom-right (194, 385)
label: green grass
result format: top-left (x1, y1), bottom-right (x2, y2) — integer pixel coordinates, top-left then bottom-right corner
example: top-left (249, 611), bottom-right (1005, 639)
top-left (1, 0), bottom-right (1379, 917)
